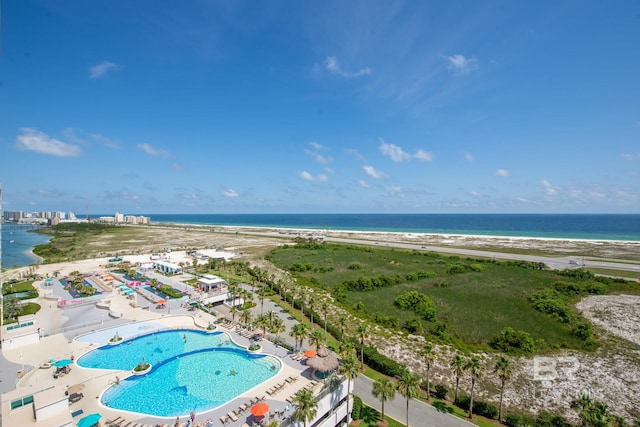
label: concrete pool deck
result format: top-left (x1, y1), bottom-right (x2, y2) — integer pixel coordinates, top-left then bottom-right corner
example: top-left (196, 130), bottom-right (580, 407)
top-left (2, 276), bottom-right (327, 427)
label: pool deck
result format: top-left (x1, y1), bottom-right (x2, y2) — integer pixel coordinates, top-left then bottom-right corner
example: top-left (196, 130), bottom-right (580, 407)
top-left (1, 276), bottom-right (327, 427)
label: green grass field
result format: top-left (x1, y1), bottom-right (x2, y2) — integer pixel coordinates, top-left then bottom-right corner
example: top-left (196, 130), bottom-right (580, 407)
top-left (269, 243), bottom-right (640, 351)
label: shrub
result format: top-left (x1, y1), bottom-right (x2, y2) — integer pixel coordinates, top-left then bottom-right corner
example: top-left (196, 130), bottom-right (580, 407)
top-left (394, 290), bottom-right (437, 320)
top-left (362, 346), bottom-right (407, 378)
top-left (351, 395), bottom-right (362, 420)
top-left (433, 384), bottom-right (448, 400)
top-left (348, 263), bottom-right (363, 270)
top-left (490, 327), bottom-right (535, 354)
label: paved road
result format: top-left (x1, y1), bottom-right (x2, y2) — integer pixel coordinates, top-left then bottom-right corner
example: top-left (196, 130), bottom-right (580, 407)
top-left (354, 375), bottom-right (473, 427)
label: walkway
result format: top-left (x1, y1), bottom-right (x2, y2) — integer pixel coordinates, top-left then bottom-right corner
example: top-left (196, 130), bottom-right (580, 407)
top-left (354, 375), bottom-right (473, 427)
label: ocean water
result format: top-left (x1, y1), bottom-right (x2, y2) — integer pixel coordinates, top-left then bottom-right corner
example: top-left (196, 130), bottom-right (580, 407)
top-left (144, 213), bottom-right (640, 242)
top-left (1, 224), bottom-right (50, 268)
top-left (4, 214), bottom-right (639, 269)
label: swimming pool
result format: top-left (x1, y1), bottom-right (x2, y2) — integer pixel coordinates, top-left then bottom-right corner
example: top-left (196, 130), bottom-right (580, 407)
top-left (78, 329), bottom-right (281, 417)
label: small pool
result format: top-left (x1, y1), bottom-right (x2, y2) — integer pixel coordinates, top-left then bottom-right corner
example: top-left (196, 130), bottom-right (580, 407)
top-left (78, 329), bottom-right (281, 417)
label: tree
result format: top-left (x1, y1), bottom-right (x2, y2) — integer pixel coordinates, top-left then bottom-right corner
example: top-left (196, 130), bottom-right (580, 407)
top-left (450, 354), bottom-right (466, 403)
top-left (420, 342), bottom-right (436, 400)
top-left (321, 301), bottom-right (330, 334)
top-left (338, 315), bottom-right (348, 339)
top-left (371, 377), bottom-right (396, 426)
top-left (292, 389), bottom-right (318, 427)
top-left (308, 296), bottom-right (315, 327)
top-left (339, 353), bottom-right (360, 423)
top-left (290, 323), bottom-right (309, 352)
top-left (229, 305), bottom-right (238, 324)
top-left (255, 314), bottom-right (269, 337)
top-left (493, 356), bottom-right (513, 421)
top-left (356, 324), bottom-right (370, 366)
top-left (309, 329), bottom-right (327, 351)
top-left (3, 295), bottom-right (22, 322)
top-left (466, 356), bottom-right (484, 418)
top-left (258, 287), bottom-right (267, 315)
top-left (239, 308), bottom-right (252, 327)
top-left (270, 317), bottom-right (285, 341)
top-left (397, 371), bottom-right (421, 427)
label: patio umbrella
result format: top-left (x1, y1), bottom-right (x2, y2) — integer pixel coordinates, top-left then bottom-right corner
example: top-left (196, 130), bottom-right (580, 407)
top-left (156, 299), bottom-right (166, 304)
top-left (189, 301), bottom-right (198, 306)
top-left (306, 346), bottom-right (340, 373)
top-left (77, 413), bottom-right (101, 427)
top-left (55, 359), bottom-right (73, 368)
top-left (251, 402), bottom-right (269, 418)
top-left (304, 349), bottom-right (317, 358)
top-left (67, 384), bottom-right (85, 395)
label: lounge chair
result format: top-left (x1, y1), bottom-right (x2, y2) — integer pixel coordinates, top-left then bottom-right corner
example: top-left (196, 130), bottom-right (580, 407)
top-left (106, 416), bottom-right (123, 426)
top-left (220, 416), bottom-right (229, 425)
top-left (238, 403), bottom-right (247, 412)
top-left (228, 411), bottom-right (239, 422)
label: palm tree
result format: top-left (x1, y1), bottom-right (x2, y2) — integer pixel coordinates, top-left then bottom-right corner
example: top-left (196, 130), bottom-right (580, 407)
top-left (493, 356), bottom-right (513, 421)
top-left (2, 295), bottom-right (22, 322)
top-left (420, 343), bottom-right (436, 400)
top-left (356, 324), bottom-right (370, 366)
top-left (292, 389), bottom-right (318, 427)
top-left (290, 323), bottom-right (309, 352)
top-left (321, 301), bottom-right (330, 334)
top-left (308, 296), bottom-right (315, 327)
top-left (229, 305), bottom-right (238, 324)
top-left (338, 340), bottom-right (356, 358)
top-left (397, 371), bottom-right (421, 427)
top-left (309, 329), bottom-right (327, 351)
top-left (258, 287), bottom-right (267, 315)
top-left (270, 317), bottom-right (286, 341)
top-left (255, 314), bottom-right (269, 337)
top-left (371, 377), bottom-right (396, 426)
top-left (239, 308), bottom-right (253, 328)
top-left (450, 354), bottom-right (466, 403)
top-left (339, 353), bottom-right (360, 423)
top-left (297, 288), bottom-right (307, 320)
top-left (466, 356), bottom-right (483, 418)
top-left (337, 315), bottom-right (347, 339)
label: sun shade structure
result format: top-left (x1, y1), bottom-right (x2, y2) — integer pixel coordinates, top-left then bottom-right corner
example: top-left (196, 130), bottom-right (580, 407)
top-left (67, 384), bottom-right (85, 395)
top-left (77, 413), bottom-right (101, 427)
top-left (250, 402), bottom-right (269, 417)
top-left (156, 299), bottom-right (167, 304)
top-left (304, 349), bottom-right (317, 358)
top-left (306, 346), bottom-right (340, 373)
top-left (55, 359), bottom-right (73, 368)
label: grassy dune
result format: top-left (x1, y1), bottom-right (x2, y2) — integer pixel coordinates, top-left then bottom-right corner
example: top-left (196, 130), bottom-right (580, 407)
top-left (269, 243), bottom-right (640, 351)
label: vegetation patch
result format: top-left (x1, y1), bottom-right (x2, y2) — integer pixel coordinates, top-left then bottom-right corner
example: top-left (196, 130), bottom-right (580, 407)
top-left (268, 242), bottom-right (640, 352)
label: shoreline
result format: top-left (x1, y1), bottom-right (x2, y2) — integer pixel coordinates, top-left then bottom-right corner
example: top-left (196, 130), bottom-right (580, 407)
top-left (157, 222), bottom-right (640, 245)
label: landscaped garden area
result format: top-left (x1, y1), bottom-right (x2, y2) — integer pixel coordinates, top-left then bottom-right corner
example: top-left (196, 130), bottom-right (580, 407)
top-left (2, 280), bottom-right (41, 323)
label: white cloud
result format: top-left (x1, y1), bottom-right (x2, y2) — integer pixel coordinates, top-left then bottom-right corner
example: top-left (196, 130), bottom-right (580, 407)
top-left (61, 128), bottom-right (120, 148)
top-left (346, 148), bottom-right (367, 162)
top-left (379, 139), bottom-right (410, 162)
top-left (137, 143), bottom-right (171, 158)
top-left (299, 171), bottom-right (328, 182)
top-left (414, 149), bottom-right (434, 162)
top-left (300, 171), bottom-right (314, 181)
top-left (495, 168), bottom-right (510, 177)
top-left (446, 54), bottom-right (478, 74)
top-left (89, 61), bottom-right (120, 79)
top-left (542, 179), bottom-right (558, 195)
top-left (358, 180), bottom-right (370, 188)
top-left (620, 153), bottom-right (638, 160)
top-left (15, 128), bottom-right (82, 157)
top-left (386, 185), bottom-right (404, 198)
top-left (222, 188), bottom-right (239, 198)
top-left (379, 138), bottom-right (433, 163)
top-left (325, 56), bottom-right (372, 78)
top-left (363, 165), bottom-right (387, 179)
top-left (308, 141), bottom-right (326, 151)
top-left (464, 152), bottom-right (474, 161)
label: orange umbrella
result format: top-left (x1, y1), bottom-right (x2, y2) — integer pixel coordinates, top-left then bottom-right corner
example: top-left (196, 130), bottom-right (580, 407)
top-left (156, 299), bottom-right (166, 304)
top-left (251, 402), bottom-right (269, 417)
top-left (304, 349), bottom-right (317, 358)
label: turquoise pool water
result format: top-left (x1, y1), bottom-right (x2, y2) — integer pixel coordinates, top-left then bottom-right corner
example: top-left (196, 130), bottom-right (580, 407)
top-left (78, 329), bottom-right (281, 417)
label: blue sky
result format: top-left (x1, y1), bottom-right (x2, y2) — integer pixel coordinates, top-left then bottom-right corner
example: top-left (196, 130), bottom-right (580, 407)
top-left (1, 1), bottom-right (639, 215)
